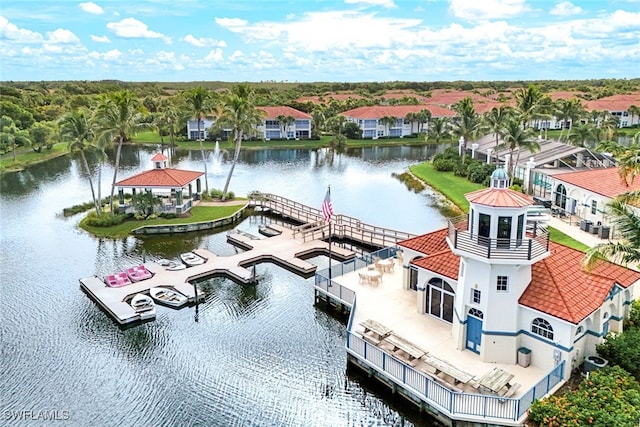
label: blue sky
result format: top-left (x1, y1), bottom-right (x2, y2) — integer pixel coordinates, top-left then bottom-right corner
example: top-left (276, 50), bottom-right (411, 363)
top-left (1, 0), bottom-right (639, 82)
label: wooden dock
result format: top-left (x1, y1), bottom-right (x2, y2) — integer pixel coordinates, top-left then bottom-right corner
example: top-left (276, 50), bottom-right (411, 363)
top-left (80, 224), bottom-right (355, 325)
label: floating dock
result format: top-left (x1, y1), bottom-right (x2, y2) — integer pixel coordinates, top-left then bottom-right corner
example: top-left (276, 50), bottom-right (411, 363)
top-left (80, 224), bottom-right (355, 325)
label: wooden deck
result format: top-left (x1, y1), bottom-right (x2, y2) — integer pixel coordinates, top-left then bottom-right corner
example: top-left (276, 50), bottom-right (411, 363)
top-left (80, 224), bottom-right (355, 325)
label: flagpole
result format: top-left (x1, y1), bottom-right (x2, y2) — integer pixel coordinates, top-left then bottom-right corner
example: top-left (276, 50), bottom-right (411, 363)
top-left (328, 221), bottom-right (332, 282)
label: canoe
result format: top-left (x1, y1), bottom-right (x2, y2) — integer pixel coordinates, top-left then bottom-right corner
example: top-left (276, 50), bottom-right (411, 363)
top-left (180, 252), bottom-right (205, 266)
top-left (130, 293), bottom-right (156, 320)
top-left (149, 287), bottom-right (188, 308)
top-left (258, 225), bottom-right (282, 237)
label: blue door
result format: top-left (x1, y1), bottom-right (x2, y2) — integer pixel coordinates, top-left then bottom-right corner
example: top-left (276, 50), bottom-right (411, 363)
top-left (466, 315), bottom-right (482, 354)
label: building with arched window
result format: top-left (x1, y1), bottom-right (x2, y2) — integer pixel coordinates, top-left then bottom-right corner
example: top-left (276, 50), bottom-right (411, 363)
top-left (397, 168), bottom-right (640, 378)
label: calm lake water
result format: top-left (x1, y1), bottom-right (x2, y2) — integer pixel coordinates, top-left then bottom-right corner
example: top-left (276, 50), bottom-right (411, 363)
top-left (0, 144), bottom-right (448, 427)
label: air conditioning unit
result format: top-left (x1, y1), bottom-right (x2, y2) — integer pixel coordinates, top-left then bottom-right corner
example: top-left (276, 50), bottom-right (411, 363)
top-left (584, 355), bottom-right (608, 374)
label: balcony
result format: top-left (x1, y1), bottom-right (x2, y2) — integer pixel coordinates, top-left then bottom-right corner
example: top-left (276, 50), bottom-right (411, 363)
top-left (447, 216), bottom-right (549, 261)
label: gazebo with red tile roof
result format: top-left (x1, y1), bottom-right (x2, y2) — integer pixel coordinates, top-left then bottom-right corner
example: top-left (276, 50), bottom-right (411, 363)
top-left (114, 153), bottom-right (204, 215)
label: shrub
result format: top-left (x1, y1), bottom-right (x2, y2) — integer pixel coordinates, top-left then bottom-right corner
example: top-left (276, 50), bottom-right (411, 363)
top-left (624, 300), bottom-right (640, 329)
top-left (596, 328), bottom-right (640, 378)
top-left (529, 366), bottom-right (640, 427)
top-left (84, 212), bottom-right (129, 227)
top-left (433, 158), bottom-right (456, 171)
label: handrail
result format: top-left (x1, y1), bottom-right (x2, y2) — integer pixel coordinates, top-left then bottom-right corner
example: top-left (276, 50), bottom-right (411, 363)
top-left (316, 252), bottom-right (565, 424)
top-left (250, 192), bottom-right (416, 247)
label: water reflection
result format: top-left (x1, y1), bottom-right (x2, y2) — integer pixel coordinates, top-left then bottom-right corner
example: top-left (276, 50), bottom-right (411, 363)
top-left (1, 144), bottom-right (446, 427)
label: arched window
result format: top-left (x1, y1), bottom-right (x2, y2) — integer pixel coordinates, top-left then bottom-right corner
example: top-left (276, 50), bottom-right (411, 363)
top-left (554, 184), bottom-right (567, 210)
top-left (532, 318), bottom-right (554, 340)
top-left (575, 326), bottom-right (583, 336)
top-left (468, 308), bottom-right (484, 319)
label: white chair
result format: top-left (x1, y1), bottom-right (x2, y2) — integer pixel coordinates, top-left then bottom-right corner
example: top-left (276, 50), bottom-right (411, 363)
top-left (358, 272), bottom-right (369, 284)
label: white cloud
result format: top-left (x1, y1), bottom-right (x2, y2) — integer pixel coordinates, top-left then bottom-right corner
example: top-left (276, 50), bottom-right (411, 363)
top-left (204, 48), bottom-right (223, 61)
top-left (79, 2), bottom-right (104, 15)
top-left (344, 0), bottom-right (397, 8)
top-left (91, 35), bottom-right (111, 43)
top-left (550, 1), bottom-right (582, 16)
top-left (183, 34), bottom-right (227, 48)
top-left (215, 17), bottom-right (249, 31)
top-left (47, 29), bottom-right (80, 44)
top-left (89, 49), bottom-right (122, 61)
top-left (448, 0), bottom-right (531, 21)
top-left (106, 18), bottom-right (171, 43)
top-left (0, 16), bottom-right (43, 43)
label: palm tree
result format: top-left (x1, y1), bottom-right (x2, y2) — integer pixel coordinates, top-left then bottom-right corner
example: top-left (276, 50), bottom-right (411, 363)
top-left (584, 191), bottom-right (640, 270)
top-left (514, 85), bottom-right (543, 129)
top-left (277, 114), bottom-right (295, 139)
top-left (615, 143), bottom-right (640, 185)
top-left (483, 106), bottom-right (513, 164)
top-left (497, 117), bottom-right (540, 177)
top-left (183, 87), bottom-right (213, 194)
top-left (427, 117), bottom-right (450, 143)
top-left (59, 109), bottom-right (102, 215)
top-left (568, 122), bottom-right (596, 148)
top-left (452, 97), bottom-right (481, 159)
top-left (214, 84), bottom-right (265, 201)
top-left (554, 98), bottom-right (584, 141)
top-left (93, 90), bottom-right (148, 215)
top-left (415, 109), bottom-right (432, 134)
top-left (404, 112), bottom-right (417, 134)
top-left (379, 116), bottom-right (397, 138)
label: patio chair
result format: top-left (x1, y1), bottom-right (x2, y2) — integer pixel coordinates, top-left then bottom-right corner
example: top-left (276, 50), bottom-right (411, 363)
top-left (358, 272), bottom-right (369, 284)
top-left (369, 275), bottom-right (381, 286)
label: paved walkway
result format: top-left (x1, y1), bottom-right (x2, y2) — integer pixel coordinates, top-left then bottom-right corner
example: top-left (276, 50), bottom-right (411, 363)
top-left (547, 216), bottom-right (612, 248)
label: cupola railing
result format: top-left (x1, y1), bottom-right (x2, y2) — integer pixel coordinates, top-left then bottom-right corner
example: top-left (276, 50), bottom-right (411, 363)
top-left (447, 215), bottom-right (550, 261)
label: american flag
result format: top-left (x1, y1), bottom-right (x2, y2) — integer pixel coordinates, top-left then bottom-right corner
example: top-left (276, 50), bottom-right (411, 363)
top-left (322, 186), bottom-right (334, 223)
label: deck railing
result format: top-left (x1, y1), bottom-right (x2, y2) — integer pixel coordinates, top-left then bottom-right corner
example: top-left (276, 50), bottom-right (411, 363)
top-left (250, 192), bottom-right (415, 247)
top-left (314, 253), bottom-right (565, 424)
top-left (447, 215), bottom-right (550, 261)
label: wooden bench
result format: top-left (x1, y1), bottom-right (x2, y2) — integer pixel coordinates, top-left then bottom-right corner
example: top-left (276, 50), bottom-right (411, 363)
top-left (359, 319), bottom-right (392, 345)
top-left (384, 334), bottom-right (426, 361)
top-left (423, 355), bottom-right (474, 385)
top-left (499, 383), bottom-right (521, 398)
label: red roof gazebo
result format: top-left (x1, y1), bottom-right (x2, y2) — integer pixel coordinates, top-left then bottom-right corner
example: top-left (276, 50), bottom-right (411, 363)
top-left (114, 153), bottom-right (204, 215)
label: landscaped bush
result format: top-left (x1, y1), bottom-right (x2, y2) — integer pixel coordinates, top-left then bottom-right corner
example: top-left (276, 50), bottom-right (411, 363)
top-left (433, 158), bottom-right (456, 171)
top-left (209, 188), bottom-right (235, 200)
top-left (624, 299), bottom-right (640, 329)
top-left (528, 365), bottom-right (640, 427)
top-left (83, 212), bottom-right (129, 227)
top-left (596, 328), bottom-right (640, 378)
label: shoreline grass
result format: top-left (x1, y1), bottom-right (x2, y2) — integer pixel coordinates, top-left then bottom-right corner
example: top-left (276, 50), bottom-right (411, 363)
top-left (409, 162), bottom-right (589, 252)
top-left (79, 205), bottom-right (246, 238)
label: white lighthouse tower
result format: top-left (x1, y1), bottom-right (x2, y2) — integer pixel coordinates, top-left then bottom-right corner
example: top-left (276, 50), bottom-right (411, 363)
top-left (447, 168), bottom-right (551, 363)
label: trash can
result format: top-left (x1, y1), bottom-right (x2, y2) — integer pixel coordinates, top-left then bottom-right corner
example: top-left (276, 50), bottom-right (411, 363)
top-left (589, 225), bottom-right (599, 235)
top-left (518, 347), bottom-right (531, 367)
top-left (598, 226), bottom-right (610, 239)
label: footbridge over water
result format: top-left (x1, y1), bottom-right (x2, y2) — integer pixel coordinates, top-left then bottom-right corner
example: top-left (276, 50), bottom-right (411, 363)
top-left (248, 192), bottom-right (417, 248)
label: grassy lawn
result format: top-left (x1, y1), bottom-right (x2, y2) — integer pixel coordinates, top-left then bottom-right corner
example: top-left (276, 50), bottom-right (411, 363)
top-left (0, 143), bottom-right (68, 172)
top-left (410, 162), bottom-right (589, 251)
top-left (410, 163), bottom-right (484, 212)
top-left (80, 205), bottom-right (246, 238)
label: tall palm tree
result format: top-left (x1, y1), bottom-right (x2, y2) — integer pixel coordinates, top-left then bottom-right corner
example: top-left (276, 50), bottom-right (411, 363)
top-left (514, 85), bottom-right (543, 129)
top-left (214, 84), bottom-right (265, 201)
top-left (379, 116), bottom-right (397, 138)
top-left (584, 191), bottom-right (640, 270)
top-left (93, 90), bottom-right (148, 215)
top-left (483, 106), bottom-right (513, 164)
top-left (554, 98), bottom-right (584, 141)
top-left (415, 109), bottom-right (432, 134)
top-left (183, 87), bottom-right (213, 194)
top-left (427, 117), bottom-right (450, 143)
top-left (277, 114), bottom-right (295, 139)
top-left (497, 117), bottom-right (540, 177)
top-left (452, 97), bottom-right (481, 159)
top-left (59, 109), bottom-right (102, 215)
top-left (568, 122), bottom-right (596, 148)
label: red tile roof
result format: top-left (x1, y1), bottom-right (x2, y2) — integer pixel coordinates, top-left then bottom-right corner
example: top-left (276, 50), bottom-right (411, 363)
top-left (151, 153), bottom-right (168, 161)
top-left (520, 242), bottom-right (640, 323)
top-left (399, 228), bottom-right (640, 324)
top-left (553, 167), bottom-right (640, 199)
top-left (585, 93), bottom-right (640, 112)
top-left (258, 106), bottom-right (311, 120)
top-left (341, 104), bottom-right (455, 119)
top-left (399, 229), bottom-right (460, 280)
top-left (115, 168), bottom-right (203, 188)
top-left (425, 89), bottom-right (494, 106)
top-left (465, 188), bottom-right (533, 207)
